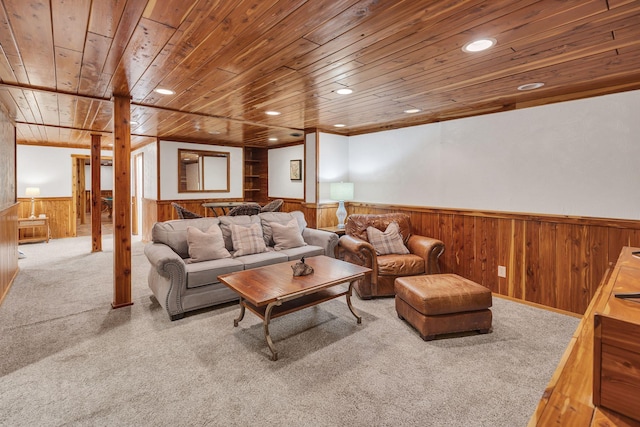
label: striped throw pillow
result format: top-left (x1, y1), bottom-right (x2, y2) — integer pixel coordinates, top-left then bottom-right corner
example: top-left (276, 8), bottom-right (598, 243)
top-left (230, 222), bottom-right (267, 257)
top-left (366, 221), bottom-right (409, 255)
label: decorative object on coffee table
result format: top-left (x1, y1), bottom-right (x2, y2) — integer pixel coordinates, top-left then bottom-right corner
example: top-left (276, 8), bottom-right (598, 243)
top-left (291, 257), bottom-right (313, 276)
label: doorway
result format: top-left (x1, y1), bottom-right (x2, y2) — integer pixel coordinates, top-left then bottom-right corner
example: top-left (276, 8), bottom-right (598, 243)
top-left (72, 155), bottom-right (114, 237)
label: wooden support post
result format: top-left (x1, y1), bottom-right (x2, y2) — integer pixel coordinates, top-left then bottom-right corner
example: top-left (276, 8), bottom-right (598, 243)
top-left (112, 95), bottom-right (133, 309)
top-left (91, 134), bottom-right (102, 253)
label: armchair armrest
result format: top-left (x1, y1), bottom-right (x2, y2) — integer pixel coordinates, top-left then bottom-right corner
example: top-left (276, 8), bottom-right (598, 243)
top-left (407, 235), bottom-right (444, 274)
top-left (338, 235), bottom-right (377, 268)
top-left (302, 227), bottom-right (339, 258)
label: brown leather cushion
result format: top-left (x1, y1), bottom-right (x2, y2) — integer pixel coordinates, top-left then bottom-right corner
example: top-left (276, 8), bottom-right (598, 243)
top-left (345, 213), bottom-right (412, 244)
top-left (394, 274), bottom-right (492, 316)
top-left (377, 254), bottom-right (424, 276)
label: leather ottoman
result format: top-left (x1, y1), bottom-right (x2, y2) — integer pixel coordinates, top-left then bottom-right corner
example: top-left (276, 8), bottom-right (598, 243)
top-left (394, 274), bottom-right (492, 340)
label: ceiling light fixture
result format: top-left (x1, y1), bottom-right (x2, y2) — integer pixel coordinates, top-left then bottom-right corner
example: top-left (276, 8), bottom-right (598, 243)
top-left (404, 108), bottom-right (421, 114)
top-left (462, 38), bottom-right (496, 53)
top-left (154, 88), bottom-right (175, 95)
top-left (517, 82), bottom-right (545, 91)
top-left (268, 137), bottom-right (278, 141)
top-left (334, 124), bottom-right (346, 128)
top-left (336, 88), bottom-right (353, 95)
top-left (265, 111), bottom-right (281, 116)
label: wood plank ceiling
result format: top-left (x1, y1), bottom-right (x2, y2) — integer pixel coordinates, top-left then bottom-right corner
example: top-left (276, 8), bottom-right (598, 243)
top-left (0, 0), bottom-right (639, 150)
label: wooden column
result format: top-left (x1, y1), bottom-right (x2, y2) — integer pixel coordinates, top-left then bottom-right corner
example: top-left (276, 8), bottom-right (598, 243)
top-left (112, 95), bottom-right (133, 309)
top-left (90, 134), bottom-right (102, 252)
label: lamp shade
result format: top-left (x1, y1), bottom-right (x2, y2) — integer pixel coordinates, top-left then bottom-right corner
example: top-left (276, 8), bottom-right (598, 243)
top-left (330, 182), bottom-right (354, 201)
top-left (25, 187), bottom-right (40, 197)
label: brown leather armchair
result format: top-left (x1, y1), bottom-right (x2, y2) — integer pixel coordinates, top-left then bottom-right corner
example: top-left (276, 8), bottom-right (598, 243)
top-left (337, 213), bottom-right (444, 299)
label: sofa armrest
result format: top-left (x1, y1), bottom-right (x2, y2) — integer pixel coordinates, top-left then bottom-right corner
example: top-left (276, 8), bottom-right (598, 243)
top-left (302, 228), bottom-right (339, 258)
top-left (407, 235), bottom-right (444, 274)
top-left (144, 242), bottom-right (188, 319)
top-left (145, 242), bottom-right (186, 276)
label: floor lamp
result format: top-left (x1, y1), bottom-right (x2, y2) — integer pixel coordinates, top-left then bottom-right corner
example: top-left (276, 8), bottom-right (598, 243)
top-left (25, 187), bottom-right (40, 219)
top-left (330, 182), bottom-right (354, 229)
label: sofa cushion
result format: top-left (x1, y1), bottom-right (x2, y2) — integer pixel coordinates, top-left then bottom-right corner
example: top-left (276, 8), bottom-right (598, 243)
top-left (366, 221), bottom-right (410, 255)
top-left (234, 251), bottom-right (288, 270)
top-left (230, 222), bottom-right (267, 257)
top-left (279, 245), bottom-right (325, 261)
top-left (185, 258), bottom-right (244, 289)
top-left (152, 217), bottom-right (220, 258)
top-left (219, 215), bottom-right (261, 252)
top-left (186, 224), bottom-right (231, 262)
top-left (272, 218), bottom-right (307, 250)
top-left (259, 211), bottom-right (307, 247)
top-left (377, 254), bottom-right (425, 276)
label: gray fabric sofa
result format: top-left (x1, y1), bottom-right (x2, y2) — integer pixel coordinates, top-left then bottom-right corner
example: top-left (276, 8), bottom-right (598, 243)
top-left (144, 211), bottom-right (339, 320)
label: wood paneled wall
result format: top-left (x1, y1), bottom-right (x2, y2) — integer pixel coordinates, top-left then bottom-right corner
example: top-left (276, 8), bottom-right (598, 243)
top-left (341, 202), bottom-right (640, 315)
top-left (139, 197), bottom-right (639, 314)
top-left (0, 204), bottom-right (19, 306)
top-left (16, 197), bottom-right (74, 238)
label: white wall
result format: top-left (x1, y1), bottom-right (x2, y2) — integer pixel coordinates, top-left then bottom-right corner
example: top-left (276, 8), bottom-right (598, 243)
top-left (17, 145), bottom-right (111, 197)
top-left (318, 132), bottom-right (350, 203)
top-left (348, 89), bottom-right (640, 220)
top-left (132, 141), bottom-right (158, 200)
top-left (305, 133), bottom-right (316, 203)
top-left (84, 165), bottom-right (113, 190)
top-left (268, 144), bottom-right (305, 199)
top-left (159, 140), bottom-right (242, 200)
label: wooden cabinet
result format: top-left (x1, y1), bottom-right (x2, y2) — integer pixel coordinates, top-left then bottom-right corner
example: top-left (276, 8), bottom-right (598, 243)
top-left (593, 256), bottom-right (640, 423)
top-left (18, 217), bottom-right (50, 243)
top-left (244, 147), bottom-right (267, 204)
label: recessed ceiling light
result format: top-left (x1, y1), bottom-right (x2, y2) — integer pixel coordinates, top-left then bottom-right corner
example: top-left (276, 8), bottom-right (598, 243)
top-left (404, 108), bottom-right (421, 114)
top-left (517, 82), bottom-right (545, 91)
top-left (462, 38), bottom-right (496, 53)
top-left (154, 88), bottom-right (175, 95)
top-left (334, 124), bottom-right (346, 128)
top-left (268, 137), bottom-right (278, 141)
top-left (336, 88), bottom-right (353, 95)
top-left (265, 111), bottom-right (281, 116)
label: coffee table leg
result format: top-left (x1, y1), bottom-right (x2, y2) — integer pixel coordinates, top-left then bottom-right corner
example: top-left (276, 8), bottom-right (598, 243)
top-left (346, 281), bottom-right (362, 324)
top-left (234, 297), bottom-right (246, 327)
top-left (264, 301), bottom-right (280, 361)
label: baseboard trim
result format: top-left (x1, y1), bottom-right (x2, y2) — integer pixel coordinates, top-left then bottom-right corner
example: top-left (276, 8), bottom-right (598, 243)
top-left (492, 293), bottom-right (582, 318)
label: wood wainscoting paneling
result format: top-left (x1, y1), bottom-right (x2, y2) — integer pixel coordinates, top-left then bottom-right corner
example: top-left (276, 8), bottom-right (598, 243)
top-left (342, 203), bottom-right (640, 315)
top-left (0, 203), bottom-right (19, 306)
top-left (16, 197), bottom-right (74, 239)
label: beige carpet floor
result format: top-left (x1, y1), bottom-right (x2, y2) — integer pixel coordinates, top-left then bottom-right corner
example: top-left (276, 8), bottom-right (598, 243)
top-left (1, 235), bottom-right (579, 426)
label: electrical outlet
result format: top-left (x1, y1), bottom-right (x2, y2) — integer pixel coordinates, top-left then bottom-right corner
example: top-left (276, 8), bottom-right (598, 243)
top-left (498, 265), bottom-right (507, 278)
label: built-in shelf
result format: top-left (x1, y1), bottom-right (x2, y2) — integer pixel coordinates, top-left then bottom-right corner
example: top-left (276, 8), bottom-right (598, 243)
top-left (244, 147), bottom-right (267, 204)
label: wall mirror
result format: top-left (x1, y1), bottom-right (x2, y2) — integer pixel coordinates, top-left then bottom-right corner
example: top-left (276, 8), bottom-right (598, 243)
top-left (178, 149), bottom-right (230, 193)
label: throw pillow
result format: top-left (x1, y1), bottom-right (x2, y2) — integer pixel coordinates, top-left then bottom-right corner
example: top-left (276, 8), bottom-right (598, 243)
top-left (230, 222), bottom-right (267, 257)
top-left (271, 218), bottom-right (307, 251)
top-left (186, 224), bottom-right (231, 262)
top-left (366, 221), bottom-right (410, 256)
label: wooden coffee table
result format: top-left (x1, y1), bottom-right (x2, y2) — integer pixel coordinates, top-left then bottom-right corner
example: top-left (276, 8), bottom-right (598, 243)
top-left (217, 255), bottom-right (371, 360)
